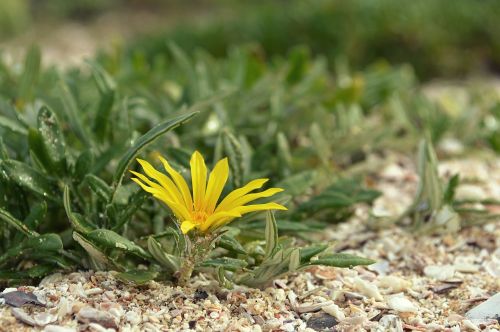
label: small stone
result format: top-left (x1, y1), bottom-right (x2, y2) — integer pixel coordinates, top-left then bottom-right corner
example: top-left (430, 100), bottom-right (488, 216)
top-left (424, 265), bottom-right (455, 281)
top-left (0, 290), bottom-right (45, 307)
top-left (432, 284), bottom-right (459, 294)
top-left (456, 185), bottom-right (487, 201)
top-left (377, 276), bottom-right (411, 293)
top-left (379, 314), bottom-right (403, 332)
top-left (484, 260), bottom-right (500, 277)
top-left (125, 310), bottom-right (141, 325)
top-left (462, 319), bottom-right (480, 331)
top-left (321, 303), bottom-right (345, 321)
top-left (194, 290), bottom-right (208, 301)
top-left (454, 263), bottom-right (479, 273)
top-left (306, 313), bottom-right (338, 331)
top-left (40, 273), bottom-right (63, 287)
top-left (367, 260), bottom-right (390, 275)
top-left (11, 307), bottom-right (37, 326)
top-left (88, 322), bottom-right (111, 332)
top-left (352, 277), bottom-right (383, 301)
top-left (297, 302), bottom-right (333, 313)
top-left (387, 295), bottom-right (418, 313)
top-left (43, 325), bottom-right (76, 332)
top-left (85, 288), bottom-right (104, 296)
top-left (34, 312), bottom-right (57, 326)
top-left (465, 293), bottom-right (500, 322)
top-left (77, 307), bottom-right (118, 329)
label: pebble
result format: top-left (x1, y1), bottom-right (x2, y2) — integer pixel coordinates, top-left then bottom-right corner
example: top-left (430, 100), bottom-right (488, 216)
top-left (352, 277), bottom-right (383, 301)
top-left (321, 303), bottom-right (345, 321)
top-left (77, 307), bottom-right (118, 329)
top-left (34, 312), bottom-right (57, 326)
top-left (297, 301), bottom-right (332, 313)
top-left (85, 288), bottom-right (104, 296)
top-left (125, 311), bottom-right (141, 325)
top-left (453, 263), bottom-right (479, 273)
top-left (306, 313), bottom-right (338, 331)
top-left (455, 185), bottom-right (487, 201)
top-left (43, 325), bottom-right (76, 332)
top-left (377, 276), bottom-right (411, 294)
top-left (423, 265), bottom-right (455, 281)
top-left (378, 314), bottom-right (403, 332)
top-left (11, 308), bottom-right (37, 326)
top-left (462, 319), bottom-right (480, 331)
top-left (387, 295), bottom-right (418, 313)
top-left (465, 293), bottom-right (500, 322)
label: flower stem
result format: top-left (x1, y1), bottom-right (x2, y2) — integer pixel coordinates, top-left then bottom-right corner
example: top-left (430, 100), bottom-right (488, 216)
top-left (177, 234), bottom-right (214, 286)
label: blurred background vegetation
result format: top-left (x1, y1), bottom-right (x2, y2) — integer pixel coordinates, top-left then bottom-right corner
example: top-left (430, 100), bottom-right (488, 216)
top-left (1, 0), bottom-right (500, 79)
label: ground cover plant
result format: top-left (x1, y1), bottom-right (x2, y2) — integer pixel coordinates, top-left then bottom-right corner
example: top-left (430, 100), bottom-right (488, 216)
top-left (1, 39), bottom-right (498, 291)
top-left (0, 0), bottom-right (499, 293)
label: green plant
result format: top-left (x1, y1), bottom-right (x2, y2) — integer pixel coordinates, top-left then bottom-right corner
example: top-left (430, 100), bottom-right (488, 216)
top-left (0, 45), bottom-right (381, 287)
top-left (372, 140), bottom-right (500, 234)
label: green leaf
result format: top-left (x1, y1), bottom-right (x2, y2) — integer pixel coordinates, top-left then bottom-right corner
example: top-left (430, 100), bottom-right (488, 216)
top-left (2, 159), bottom-right (58, 202)
top-left (88, 61), bottom-right (116, 141)
top-left (443, 174), bottom-right (460, 204)
top-left (288, 248), bottom-right (301, 272)
top-left (276, 132), bottom-right (292, 176)
top-left (111, 190), bottom-right (148, 231)
top-left (58, 79), bottom-right (92, 146)
top-left (72, 232), bottom-right (110, 270)
top-left (36, 106), bottom-right (67, 174)
top-left (73, 150), bottom-right (94, 180)
top-left (276, 171), bottom-right (317, 197)
top-left (23, 201), bottom-right (47, 230)
top-left (18, 45), bottom-right (41, 102)
top-left (223, 129), bottom-right (245, 187)
top-left (0, 265), bottom-right (55, 283)
top-left (0, 207), bottom-right (37, 237)
top-left (217, 235), bottom-right (247, 255)
top-left (86, 229), bottom-right (150, 260)
top-left (85, 174), bottom-right (112, 202)
top-left (264, 211), bottom-right (279, 259)
top-left (147, 237), bottom-right (180, 273)
top-left (0, 234), bottom-right (63, 265)
top-left (298, 177), bottom-right (380, 213)
top-left (116, 270), bottom-right (158, 285)
top-left (0, 116), bottom-right (28, 135)
top-left (300, 244), bottom-right (329, 263)
top-left (113, 111), bottom-right (198, 189)
top-left (305, 253), bottom-right (375, 268)
top-left (63, 185), bottom-right (95, 234)
top-left (28, 128), bottom-right (52, 172)
top-left (200, 257), bottom-right (248, 272)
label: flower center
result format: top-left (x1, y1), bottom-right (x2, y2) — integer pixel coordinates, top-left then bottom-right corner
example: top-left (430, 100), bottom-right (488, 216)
top-left (192, 211), bottom-right (208, 223)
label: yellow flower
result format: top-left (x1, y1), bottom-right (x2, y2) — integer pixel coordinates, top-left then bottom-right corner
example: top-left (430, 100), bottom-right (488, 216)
top-left (131, 151), bottom-right (287, 234)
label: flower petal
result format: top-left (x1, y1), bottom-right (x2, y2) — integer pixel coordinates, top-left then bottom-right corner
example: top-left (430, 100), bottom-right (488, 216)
top-left (234, 202), bottom-right (288, 214)
top-left (180, 220), bottom-right (197, 234)
top-left (136, 159), bottom-right (184, 204)
top-left (215, 178), bottom-right (269, 212)
top-left (209, 203), bottom-right (287, 230)
top-left (203, 158), bottom-right (229, 214)
top-left (218, 188), bottom-right (284, 211)
top-left (151, 191), bottom-right (192, 221)
top-left (190, 151), bottom-right (207, 211)
top-left (130, 171), bottom-right (170, 197)
top-left (158, 156), bottom-right (193, 210)
top-left (199, 210), bottom-right (241, 232)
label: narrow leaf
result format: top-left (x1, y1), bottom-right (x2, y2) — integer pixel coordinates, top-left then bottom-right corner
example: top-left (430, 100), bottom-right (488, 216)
top-left (113, 111), bottom-right (198, 188)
